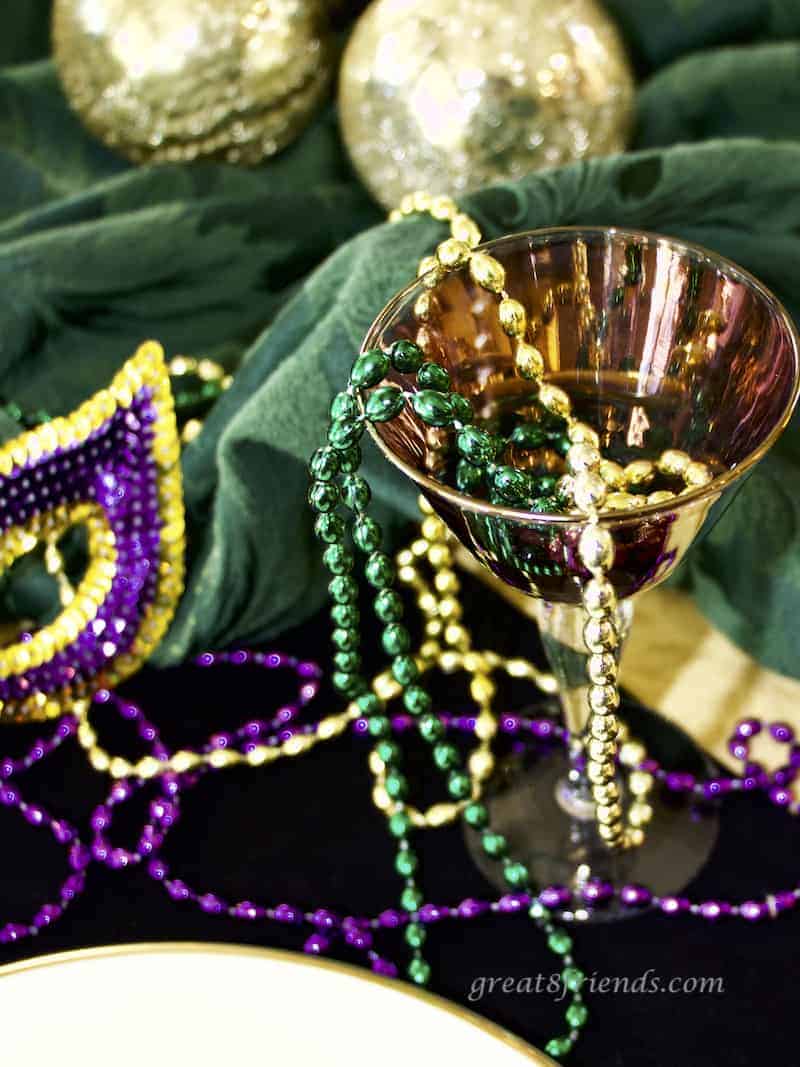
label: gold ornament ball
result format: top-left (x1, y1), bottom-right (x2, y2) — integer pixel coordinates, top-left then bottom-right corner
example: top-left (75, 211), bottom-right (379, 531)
top-left (52, 0), bottom-right (333, 164)
top-left (339, 0), bottom-right (635, 208)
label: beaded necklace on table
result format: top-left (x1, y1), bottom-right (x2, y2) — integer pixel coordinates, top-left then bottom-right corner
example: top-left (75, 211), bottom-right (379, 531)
top-left (3, 641), bottom-right (798, 988)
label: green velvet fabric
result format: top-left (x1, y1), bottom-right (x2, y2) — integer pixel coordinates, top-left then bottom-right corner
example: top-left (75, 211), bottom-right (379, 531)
top-left (1, 4), bottom-right (799, 677)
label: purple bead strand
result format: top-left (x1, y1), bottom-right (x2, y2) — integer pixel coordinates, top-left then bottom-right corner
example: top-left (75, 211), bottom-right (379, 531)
top-left (4, 648), bottom-right (800, 979)
top-left (88, 669), bottom-right (397, 977)
top-left (0, 722), bottom-right (87, 946)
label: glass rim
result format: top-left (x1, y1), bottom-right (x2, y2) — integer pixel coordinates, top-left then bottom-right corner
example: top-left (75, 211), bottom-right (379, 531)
top-left (362, 225), bottom-right (800, 527)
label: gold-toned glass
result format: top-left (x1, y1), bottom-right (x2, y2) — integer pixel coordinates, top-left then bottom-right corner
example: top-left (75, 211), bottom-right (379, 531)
top-left (362, 227), bottom-right (800, 916)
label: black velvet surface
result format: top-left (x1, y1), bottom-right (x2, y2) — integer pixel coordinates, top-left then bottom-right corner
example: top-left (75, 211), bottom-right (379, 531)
top-left (0, 571), bottom-right (795, 1067)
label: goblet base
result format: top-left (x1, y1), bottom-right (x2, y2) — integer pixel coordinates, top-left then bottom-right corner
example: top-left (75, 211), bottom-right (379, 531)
top-left (464, 700), bottom-right (719, 922)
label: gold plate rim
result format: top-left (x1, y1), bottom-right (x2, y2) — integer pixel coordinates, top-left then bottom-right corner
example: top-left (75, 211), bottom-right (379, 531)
top-left (0, 941), bottom-right (556, 1065)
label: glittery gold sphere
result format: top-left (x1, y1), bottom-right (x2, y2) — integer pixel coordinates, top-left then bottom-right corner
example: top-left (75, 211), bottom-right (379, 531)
top-left (339, 0), bottom-right (635, 207)
top-left (52, 0), bottom-right (333, 164)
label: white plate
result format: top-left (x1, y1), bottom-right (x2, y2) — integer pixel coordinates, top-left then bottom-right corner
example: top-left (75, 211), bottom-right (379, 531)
top-left (0, 943), bottom-right (555, 1066)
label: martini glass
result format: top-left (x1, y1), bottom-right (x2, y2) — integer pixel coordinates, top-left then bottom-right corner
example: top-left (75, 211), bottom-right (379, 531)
top-left (362, 227), bottom-right (800, 919)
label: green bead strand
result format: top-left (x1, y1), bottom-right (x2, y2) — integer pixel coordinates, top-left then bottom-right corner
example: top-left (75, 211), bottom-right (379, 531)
top-left (566, 1000), bottom-right (588, 1028)
top-left (407, 957), bottom-right (431, 986)
top-left (405, 922), bottom-right (427, 949)
top-left (464, 802), bottom-right (489, 828)
top-left (548, 930), bottom-right (573, 955)
top-left (491, 465), bottom-right (532, 506)
top-left (388, 810), bottom-right (412, 837)
top-left (389, 339), bottom-right (424, 373)
top-left (328, 575), bottom-right (358, 604)
top-left (417, 361), bottom-right (451, 391)
top-left (332, 626), bottom-right (358, 650)
top-left (481, 831), bottom-right (507, 857)
top-left (456, 425), bottom-right (498, 465)
top-left (307, 341), bottom-right (594, 1053)
top-left (447, 771), bottom-right (471, 799)
top-left (356, 692), bottom-right (382, 716)
top-left (411, 389), bottom-right (455, 427)
top-left (331, 603), bottom-right (359, 629)
top-left (333, 650), bottom-right (361, 674)
top-left (384, 770), bottom-right (409, 800)
top-left (328, 416), bottom-right (364, 451)
top-left (391, 654), bottom-right (419, 686)
top-left (432, 743), bottom-right (459, 770)
top-left (376, 739), bottom-right (401, 765)
top-left (546, 1037), bottom-right (575, 1059)
top-left (529, 900), bottom-right (551, 921)
top-left (308, 481), bottom-right (340, 513)
top-left (349, 349), bottom-right (390, 389)
top-left (353, 517), bottom-right (382, 553)
top-left (553, 433), bottom-right (572, 458)
top-left (450, 393), bottom-right (474, 425)
top-left (401, 885), bottom-right (424, 912)
top-left (402, 684), bottom-right (431, 716)
top-left (382, 622), bottom-right (411, 656)
top-left (330, 391), bottom-right (359, 420)
top-left (309, 446), bottom-right (340, 481)
top-left (365, 552), bottom-right (395, 588)
top-left (332, 671), bottom-right (365, 698)
top-left (314, 514), bottom-right (345, 544)
top-left (563, 967), bottom-right (585, 993)
top-left (395, 849), bottom-right (418, 877)
top-left (503, 861), bottom-right (529, 888)
top-left (365, 386), bottom-right (406, 423)
top-left (338, 445), bottom-right (362, 473)
top-left (456, 459), bottom-right (484, 494)
top-left (511, 422), bottom-right (549, 449)
top-left (342, 474), bottom-right (371, 512)
top-left (368, 715), bottom-right (391, 738)
top-left (418, 713), bottom-right (445, 743)
top-left (325, 464), bottom-right (431, 989)
top-left (374, 589), bottom-right (404, 622)
top-left (323, 545), bottom-right (353, 575)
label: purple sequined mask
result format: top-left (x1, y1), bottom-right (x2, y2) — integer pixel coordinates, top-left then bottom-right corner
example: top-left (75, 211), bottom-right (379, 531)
top-left (0, 342), bottom-right (184, 721)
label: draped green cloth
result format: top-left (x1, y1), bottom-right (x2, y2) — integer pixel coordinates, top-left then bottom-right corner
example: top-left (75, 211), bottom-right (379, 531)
top-left (1, 2), bottom-right (800, 677)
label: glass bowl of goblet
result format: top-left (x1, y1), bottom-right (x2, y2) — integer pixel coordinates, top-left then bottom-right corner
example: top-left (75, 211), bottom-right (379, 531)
top-left (361, 227), bottom-right (800, 920)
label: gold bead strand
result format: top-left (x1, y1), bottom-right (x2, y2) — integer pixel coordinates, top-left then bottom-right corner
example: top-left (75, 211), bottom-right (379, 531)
top-left (44, 534), bottom-right (76, 608)
top-left (600, 449), bottom-right (714, 511)
top-left (168, 354), bottom-right (234, 446)
top-left (72, 690), bottom-right (362, 779)
top-left (380, 499), bottom-right (498, 828)
top-left (576, 519), bottom-right (630, 849)
top-left (555, 395), bottom-right (632, 851)
top-left (391, 194), bottom-right (654, 850)
top-left (390, 191), bottom-right (543, 384)
top-left (393, 195), bottom-right (716, 513)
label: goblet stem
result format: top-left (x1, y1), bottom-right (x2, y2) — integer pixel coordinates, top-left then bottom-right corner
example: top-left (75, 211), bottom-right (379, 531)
top-left (462, 592), bottom-right (718, 914)
top-left (533, 599), bottom-right (633, 823)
